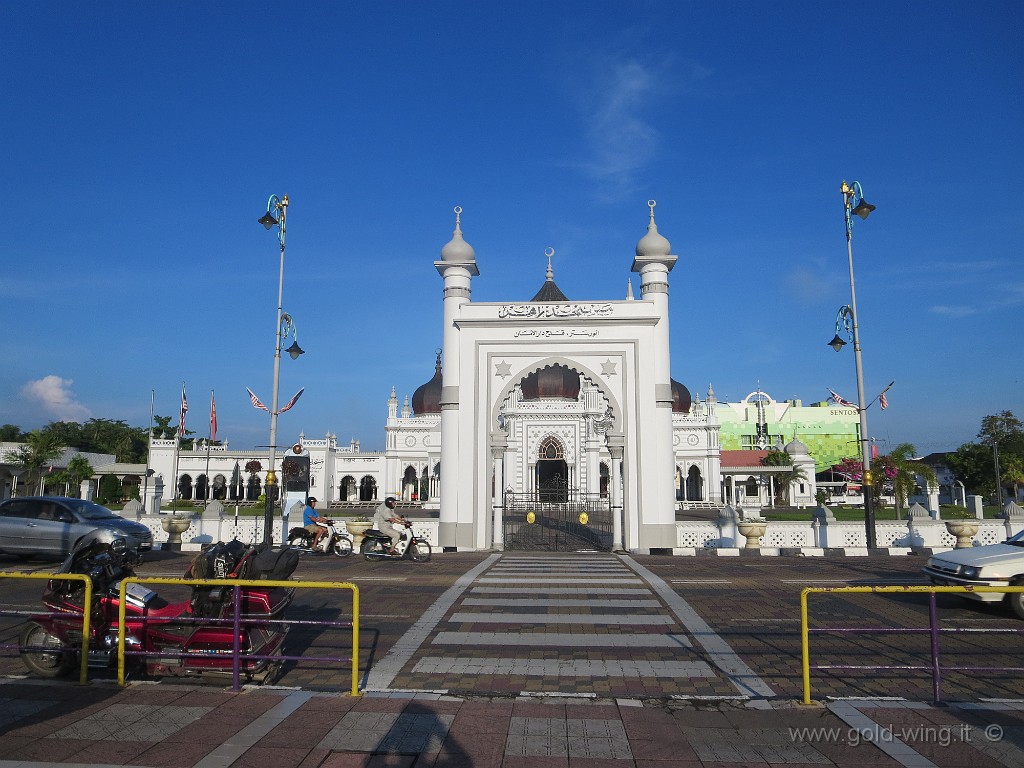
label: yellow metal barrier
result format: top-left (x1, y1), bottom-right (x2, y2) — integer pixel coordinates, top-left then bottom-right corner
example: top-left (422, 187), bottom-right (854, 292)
top-left (801, 584), bottom-right (1024, 705)
top-left (0, 571), bottom-right (94, 686)
top-left (117, 577), bottom-right (361, 696)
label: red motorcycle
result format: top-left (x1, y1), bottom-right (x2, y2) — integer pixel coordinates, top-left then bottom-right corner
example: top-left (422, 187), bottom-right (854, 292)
top-left (19, 538), bottom-right (296, 684)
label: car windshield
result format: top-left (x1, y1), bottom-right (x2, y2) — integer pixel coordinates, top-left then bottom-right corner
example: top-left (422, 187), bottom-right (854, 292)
top-left (63, 500), bottom-right (120, 521)
top-left (1005, 530), bottom-right (1024, 546)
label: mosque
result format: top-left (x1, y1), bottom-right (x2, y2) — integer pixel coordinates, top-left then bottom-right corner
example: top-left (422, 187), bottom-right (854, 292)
top-left (144, 202), bottom-right (858, 554)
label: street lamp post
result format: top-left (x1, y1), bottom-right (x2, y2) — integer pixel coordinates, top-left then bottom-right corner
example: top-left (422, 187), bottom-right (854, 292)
top-left (830, 180), bottom-right (877, 549)
top-left (258, 194), bottom-right (303, 545)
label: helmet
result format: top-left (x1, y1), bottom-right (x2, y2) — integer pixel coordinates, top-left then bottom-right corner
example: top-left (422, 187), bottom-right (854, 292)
top-left (385, 496), bottom-right (396, 506)
top-left (306, 496), bottom-right (318, 505)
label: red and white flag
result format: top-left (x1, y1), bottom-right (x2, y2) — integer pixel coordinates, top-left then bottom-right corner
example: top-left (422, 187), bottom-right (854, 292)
top-left (878, 380), bottom-right (895, 411)
top-left (179, 384), bottom-right (189, 437)
top-left (278, 387), bottom-right (305, 414)
top-left (210, 391), bottom-right (218, 442)
top-left (246, 387), bottom-right (270, 412)
top-left (827, 388), bottom-right (856, 408)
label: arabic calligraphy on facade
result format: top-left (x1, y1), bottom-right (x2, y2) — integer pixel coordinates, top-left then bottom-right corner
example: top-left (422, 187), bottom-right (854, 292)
top-left (513, 328), bottom-right (599, 338)
top-left (498, 303), bottom-right (614, 319)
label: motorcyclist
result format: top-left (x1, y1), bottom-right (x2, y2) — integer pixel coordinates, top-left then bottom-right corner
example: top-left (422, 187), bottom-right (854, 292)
top-left (302, 497), bottom-right (328, 551)
top-left (372, 496), bottom-right (402, 554)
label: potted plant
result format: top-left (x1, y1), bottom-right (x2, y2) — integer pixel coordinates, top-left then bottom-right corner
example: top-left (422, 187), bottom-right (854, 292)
top-left (346, 517), bottom-right (372, 548)
top-left (736, 517), bottom-right (768, 549)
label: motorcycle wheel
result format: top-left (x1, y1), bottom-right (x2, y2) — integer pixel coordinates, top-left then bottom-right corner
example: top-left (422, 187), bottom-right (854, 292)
top-left (332, 537), bottom-right (354, 557)
top-left (410, 540), bottom-right (432, 563)
top-left (361, 538), bottom-right (386, 561)
top-left (19, 623), bottom-right (75, 678)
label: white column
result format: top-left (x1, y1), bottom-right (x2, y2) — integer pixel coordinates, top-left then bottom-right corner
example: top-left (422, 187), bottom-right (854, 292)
top-left (491, 434), bottom-right (506, 550)
top-left (608, 436), bottom-right (624, 551)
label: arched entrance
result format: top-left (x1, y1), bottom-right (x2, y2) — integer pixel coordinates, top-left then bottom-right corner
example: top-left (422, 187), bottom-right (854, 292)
top-left (502, 434), bottom-right (612, 552)
top-left (535, 436), bottom-right (568, 502)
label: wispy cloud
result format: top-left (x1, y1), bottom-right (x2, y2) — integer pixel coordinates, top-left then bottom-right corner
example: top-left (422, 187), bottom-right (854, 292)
top-left (21, 376), bottom-right (91, 422)
top-left (579, 60), bottom-right (658, 195)
top-left (929, 282), bottom-right (1024, 317)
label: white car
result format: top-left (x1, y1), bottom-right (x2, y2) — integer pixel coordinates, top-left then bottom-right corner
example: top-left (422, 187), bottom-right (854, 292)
top-left (922, 529), bottom-right (1024, 619)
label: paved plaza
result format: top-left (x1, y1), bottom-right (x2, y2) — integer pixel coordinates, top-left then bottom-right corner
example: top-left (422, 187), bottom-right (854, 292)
top-left (0, 550), bottom-right (1022, 766)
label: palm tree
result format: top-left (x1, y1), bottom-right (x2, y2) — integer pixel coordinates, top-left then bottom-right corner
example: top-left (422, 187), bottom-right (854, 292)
top-left (760, 449), bottom-right (807, 506)
top-left (64, 455), bottom-right (94, 497)
top-left (12, 430), bottom-right (64, 495)
top-left (884, 443), bottom-right (938, 515)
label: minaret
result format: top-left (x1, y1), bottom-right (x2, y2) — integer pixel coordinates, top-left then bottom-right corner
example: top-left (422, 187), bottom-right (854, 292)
top-left (631, 200), bottom-right (678, 546)
top-left (433, 206), bottom-right (478, 549)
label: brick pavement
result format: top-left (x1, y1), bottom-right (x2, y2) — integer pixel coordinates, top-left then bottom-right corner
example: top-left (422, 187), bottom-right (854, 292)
top-left (1, 549), bottom-right (1022, 766)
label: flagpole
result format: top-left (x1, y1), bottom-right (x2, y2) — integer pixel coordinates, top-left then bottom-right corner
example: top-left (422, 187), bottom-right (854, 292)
top-left (143, 390), bottom-right (154, 513)
top-left (204, 389), bottom-right (213, 509)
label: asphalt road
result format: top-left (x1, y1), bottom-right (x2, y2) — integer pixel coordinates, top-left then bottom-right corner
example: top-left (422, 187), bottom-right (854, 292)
top-left (1, 548), bottom-right (1021, 703)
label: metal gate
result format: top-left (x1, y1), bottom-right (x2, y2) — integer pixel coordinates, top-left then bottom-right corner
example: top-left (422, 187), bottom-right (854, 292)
top-left (502, 482), bottom-right (613, 552)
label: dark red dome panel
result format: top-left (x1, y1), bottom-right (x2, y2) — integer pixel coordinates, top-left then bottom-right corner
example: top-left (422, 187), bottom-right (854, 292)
top-left (412, 357), bottom-right (443, 415)
top-left (520, 364), bottom-right (580, 400)
top-left (671, 378), bottom-right (692, 414)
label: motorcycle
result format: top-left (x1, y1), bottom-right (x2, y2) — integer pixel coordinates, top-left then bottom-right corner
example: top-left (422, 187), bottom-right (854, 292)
top-left (360, 518), bottom-right (432, 562)
top-left (286, 519), bottom-right (353, 557)
top-left (19, 537), bottom-right (295, 684)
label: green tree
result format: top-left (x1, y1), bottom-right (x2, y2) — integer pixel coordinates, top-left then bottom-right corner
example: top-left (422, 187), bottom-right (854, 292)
top-left (1003, 457), bottom-right (1024, 503)
top-left (0, 424), bottom-right (24, 441)
top-left (882, 443), bottom-right (937, 513)
top-left (946, 411), bottom-right (1024, 500)
top-left (65, 455), bottom-right (94, 497)
top-left (12, 431), bottom-right (64, 495)
top-left (946, 442), bottom-right (995, 495)
top-left (760, 450), bottom-right (807, 506)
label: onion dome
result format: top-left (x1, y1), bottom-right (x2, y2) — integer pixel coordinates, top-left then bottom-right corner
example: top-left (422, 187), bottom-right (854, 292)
top-left (412, 351), bottom-right (443, 415)
top-left (440, 206), bottom-right (476, 262)
top-left (520, 364), bottom-right (580, 400)
top-left (671, 378), bottom-right (692, 414)
top-left (785, 437), bottom-right (810, 457)
top-left (636, 199), bottom-right (671, 258)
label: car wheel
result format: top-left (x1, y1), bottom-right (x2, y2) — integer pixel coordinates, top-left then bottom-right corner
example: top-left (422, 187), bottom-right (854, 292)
top-left (1008, 579), bottom-right (1024, 620)
top-left (20, 623), bottom-right (75, 678)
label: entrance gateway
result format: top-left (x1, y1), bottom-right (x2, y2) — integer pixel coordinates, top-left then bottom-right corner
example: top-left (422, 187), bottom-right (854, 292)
top-left (502, 483), bottom-right (613, 551)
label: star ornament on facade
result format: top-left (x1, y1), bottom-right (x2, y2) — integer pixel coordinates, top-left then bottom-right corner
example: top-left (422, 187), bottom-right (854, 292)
top-left (601, 359), bottom-right (618, 376)
top-left (495, 360), bottom-right (512, 378)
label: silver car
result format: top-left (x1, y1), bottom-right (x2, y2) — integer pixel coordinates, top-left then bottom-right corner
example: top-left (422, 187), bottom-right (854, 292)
top-left (0, 496), bottom-right (153, 560)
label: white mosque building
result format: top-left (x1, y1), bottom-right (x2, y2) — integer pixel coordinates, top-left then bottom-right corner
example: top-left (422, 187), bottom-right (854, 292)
top-left (146, 202), bottom-right (821, 553)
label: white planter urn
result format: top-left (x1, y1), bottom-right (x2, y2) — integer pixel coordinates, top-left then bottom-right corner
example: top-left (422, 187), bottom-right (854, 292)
top-left (161, 514), bottom-right (192, 551)
top-left (944, 520), bottom-right (979, 549)
top-left (736, 520), bottom-right (768, 549)
top-left (346, 520), bottom-right (372, 549)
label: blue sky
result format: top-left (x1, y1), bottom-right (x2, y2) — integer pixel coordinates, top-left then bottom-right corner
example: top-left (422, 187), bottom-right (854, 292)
top-left (1, 2), bottom-right (1020, 456)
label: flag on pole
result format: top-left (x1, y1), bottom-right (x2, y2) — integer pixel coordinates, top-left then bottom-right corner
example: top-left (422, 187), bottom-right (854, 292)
top-left (179, 384), bottom-right (189, 437)
top-left (278, 387), bottom-right (305, 414)
top-left (210, 391), bottom-right (218, 442)
top-left (827, 388), bottom-right (857, 408)
top-left (246, 387), bottom-right (270, 412)
top-left (878, 380), bottom-right (895, 411)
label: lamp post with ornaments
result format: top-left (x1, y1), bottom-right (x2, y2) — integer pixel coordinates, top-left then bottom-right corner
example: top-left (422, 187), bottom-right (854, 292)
top-left (828, 180), bottom-right (877, 548)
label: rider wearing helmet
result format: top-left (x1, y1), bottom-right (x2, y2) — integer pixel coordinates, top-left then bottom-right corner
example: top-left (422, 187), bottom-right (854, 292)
top-left (302, 497), bottom-right (328, 551)
top-left (372, 497), bottom-right (402, 554)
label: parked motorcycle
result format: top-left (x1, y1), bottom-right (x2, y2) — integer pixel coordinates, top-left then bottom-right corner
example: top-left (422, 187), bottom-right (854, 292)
top-left (360, 518), bottom-right (432, 562)
top-left (286, 519), bottom-right (353, 557)
top-left (19, 537), bottom-right (296, 684)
